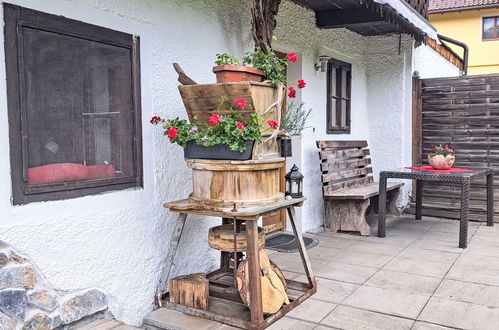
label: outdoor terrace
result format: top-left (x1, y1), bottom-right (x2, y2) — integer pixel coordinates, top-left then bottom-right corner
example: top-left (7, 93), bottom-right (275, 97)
top-left (145, 215), bottom-right (499, 329)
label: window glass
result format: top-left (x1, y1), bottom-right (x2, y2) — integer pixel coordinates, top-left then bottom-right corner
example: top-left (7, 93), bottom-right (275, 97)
top-left (484, 17), bottom-right (495, 39)
top-left (341, 100), bottom-right (347, 127)
top-left (327, 58), bottom-right (352, 134)
top-left (5, 4), bottom-right (142, 204)
top-left (330, 69), bottom-right (337, 97)
top-left (330, 98), bottom-right (337, 126)
top-left (341, 70), bottom-right (347, 97)
top-left (23, 28), bottom-right (133, 185)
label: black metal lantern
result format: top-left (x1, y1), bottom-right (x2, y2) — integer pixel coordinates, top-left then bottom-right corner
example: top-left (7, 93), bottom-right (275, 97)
top-left (285, 164), bottom-right (304, 198)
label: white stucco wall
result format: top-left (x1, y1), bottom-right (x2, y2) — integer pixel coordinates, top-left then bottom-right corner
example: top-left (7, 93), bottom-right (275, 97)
top-left (0, 0), bottom-right (463, 325)
top-left (0, 0), bottom-right (254, 325)
top-left (413, 44), bottom-right (461, 79)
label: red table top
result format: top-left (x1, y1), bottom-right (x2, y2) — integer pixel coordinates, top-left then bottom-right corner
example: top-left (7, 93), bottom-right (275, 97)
top-left (405, 166), bottom-right (478, 174)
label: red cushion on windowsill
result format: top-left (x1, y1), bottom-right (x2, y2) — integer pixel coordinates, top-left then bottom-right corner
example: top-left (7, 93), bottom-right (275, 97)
top-left (28, 163), bottom-right (116, 185)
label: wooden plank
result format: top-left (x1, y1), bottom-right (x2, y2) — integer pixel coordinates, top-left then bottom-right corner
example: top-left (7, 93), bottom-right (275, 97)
top-left (164, 197), bottom-right (305, 220)
top-left (319, 148), bottom-right (369, 160)
top-left (321, 167), bottom-right (373, 183)
top-left (245, 220), bottom-right (264, 324)
top-left (156, 213), bottom-right (187, 302)
top-left (323, 176), bottom-right (374, 194)
top-left (325, 181), bottom-right (403, 199)
top-left (320, 158), bottom-right (371, 172)
top-left (316, 140), bottom-right (367, 149)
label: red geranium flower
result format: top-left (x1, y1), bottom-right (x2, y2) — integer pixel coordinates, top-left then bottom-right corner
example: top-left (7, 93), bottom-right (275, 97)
top-left (288, 87), bottom-right (296, 98)
top-left (167, 127), bottom-right (178, 140)
top-left (451, 149), bottom-right (456, 154)
top-left (150, 116), bottom-right (161, 124)
top-left (267, 120), bottom-right (279, 129)
top-left (209, 114), bottom-right (221, 126)
top-left (298, 79), bottom-right (306, 88)
top-left (444, 148), bottom-right (449, 152)
top-left (235, 98), bottom-right (247, 111)
top-left (286, 53), bottom-right (297, 63)
top-left (236, 122), bottom-right (244, 129)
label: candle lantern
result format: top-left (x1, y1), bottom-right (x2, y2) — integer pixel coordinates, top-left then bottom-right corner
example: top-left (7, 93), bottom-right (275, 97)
top-left (285, 164), bottom-right (303, 198)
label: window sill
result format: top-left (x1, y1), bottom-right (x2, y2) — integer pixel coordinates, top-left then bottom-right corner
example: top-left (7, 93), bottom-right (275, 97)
top-left (327, 128), bottom-right (351, 134)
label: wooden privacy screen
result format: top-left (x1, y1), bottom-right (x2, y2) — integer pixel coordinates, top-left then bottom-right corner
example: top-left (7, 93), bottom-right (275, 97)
top-left (411, 74), bottom-right (499, 221)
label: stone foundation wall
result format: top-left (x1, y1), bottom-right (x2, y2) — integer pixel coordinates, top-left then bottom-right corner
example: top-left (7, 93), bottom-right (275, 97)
top-left (0, 242), bottom-right (111, 329)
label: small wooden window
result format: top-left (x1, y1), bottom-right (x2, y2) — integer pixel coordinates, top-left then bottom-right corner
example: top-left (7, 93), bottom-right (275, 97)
top-left (4, 4), bottom-right (143, 205)
top-left (326, 58), bottom-right (351, 134)
top-left (483, 16), bottom-right (499, 41)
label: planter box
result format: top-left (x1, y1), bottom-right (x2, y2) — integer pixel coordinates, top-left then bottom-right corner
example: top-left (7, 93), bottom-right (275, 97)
top-left (178, 82), bottom-right (285, 160)
top-left (184, 140), bottom-right (254, 160)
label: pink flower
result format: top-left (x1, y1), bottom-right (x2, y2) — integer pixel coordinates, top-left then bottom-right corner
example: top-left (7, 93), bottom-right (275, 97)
top-left (298, 79), bottom-right (306, 88)
top-left (451, 149), bottom-right (456, 154)
top-left (267, 120), bottom-right (279, 129)
top-left (166, 127), bottom-right (178, 140)
top-left (209, 114), bottom-right (221, 126)
top-left (288, 87), bottom-right (296, 98)
top-left (236, 122), bottom-right (244, 129)
top-left (444, 148), bottom-right (449, 152)
top-left (434, 146), bottom-right (439, 150)
top-left (286, 53), bottom-right (297, 63)
top-left (235, 98), bottom-right (247, 111)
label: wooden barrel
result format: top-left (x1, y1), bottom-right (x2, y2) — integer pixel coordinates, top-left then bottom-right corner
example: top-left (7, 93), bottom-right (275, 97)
top-left (208, 225), bottom-right (265, 252)
top-left (186, 158), bottom-right (285, 210)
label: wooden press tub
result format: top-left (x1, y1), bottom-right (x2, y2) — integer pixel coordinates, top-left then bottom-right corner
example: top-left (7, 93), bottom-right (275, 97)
top-left (186, 158), bottom-right (285, 210)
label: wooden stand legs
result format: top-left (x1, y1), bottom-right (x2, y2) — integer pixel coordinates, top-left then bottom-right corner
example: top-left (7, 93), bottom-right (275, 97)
top-left (159, 203), bottom-right (316, 329)
top-left (245, 220), bottom-right (264, 326)
top-left (324, 199), bottom-right (371, 236)
top-left (156, 213), bottom-right (188, 306)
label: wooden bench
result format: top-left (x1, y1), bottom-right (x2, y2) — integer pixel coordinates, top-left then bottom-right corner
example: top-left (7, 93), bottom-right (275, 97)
top-left (317, 140), bottom-right (403, 235)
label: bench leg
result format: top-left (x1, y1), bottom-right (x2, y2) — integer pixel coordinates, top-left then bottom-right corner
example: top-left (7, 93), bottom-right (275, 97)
top-left (324, 199), bottom-right (370, 236)
top-left (386, 188), bottom-right (401, 216)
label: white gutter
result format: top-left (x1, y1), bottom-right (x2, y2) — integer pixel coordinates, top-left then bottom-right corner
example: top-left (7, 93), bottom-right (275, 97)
top-left (374, 0), bottom-right (440, 42)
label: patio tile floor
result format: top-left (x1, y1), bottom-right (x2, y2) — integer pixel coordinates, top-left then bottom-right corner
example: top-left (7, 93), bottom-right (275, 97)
top-left (145, 215), bottom-right (499, 329)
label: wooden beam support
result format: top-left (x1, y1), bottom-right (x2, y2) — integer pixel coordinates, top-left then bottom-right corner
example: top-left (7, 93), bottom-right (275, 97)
top-left (316, 7), bottom-right (384, 28)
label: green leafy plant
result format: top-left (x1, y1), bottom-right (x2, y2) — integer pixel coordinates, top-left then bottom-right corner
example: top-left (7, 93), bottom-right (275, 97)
top-left (242, 47), bottom-right (287, 85)
top-left (150, 98), bottom-right (276, 153)
top-left (280, 102), bottom-right (312, 136)
top-left (215, 53), bottom-right (241, 66)
top-left (430, 145), bottom-right (456, 157)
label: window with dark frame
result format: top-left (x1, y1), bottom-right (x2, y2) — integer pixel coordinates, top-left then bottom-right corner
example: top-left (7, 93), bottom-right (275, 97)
top-left (483, 16), bottom-right (499, 41)
top-left (4, 4), bottom-right (143, 205)
top-left (326, 58), bottom-right (351, 134)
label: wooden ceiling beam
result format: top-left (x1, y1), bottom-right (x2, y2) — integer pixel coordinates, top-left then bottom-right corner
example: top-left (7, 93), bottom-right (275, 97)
top-left (315, 7), bottom-right (384, 28)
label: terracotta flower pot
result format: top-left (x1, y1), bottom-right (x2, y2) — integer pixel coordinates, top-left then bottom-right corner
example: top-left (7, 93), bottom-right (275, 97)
top-left (428, 154), bottom-right (455, 170)
top-left (212, 65), bottom-right (265, 83)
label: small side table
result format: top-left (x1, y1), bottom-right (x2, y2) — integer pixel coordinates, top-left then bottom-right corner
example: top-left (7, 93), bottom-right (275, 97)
top-left (378, 167), bottom-right (494, 248)
top-left (157, 197), bottom-right (316, 330)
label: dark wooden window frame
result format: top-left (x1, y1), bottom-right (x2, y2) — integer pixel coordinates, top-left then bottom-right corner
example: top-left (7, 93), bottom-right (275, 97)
top-left (4, 3), bottom-right (143, 205)
top-left (326, 58), bottom-right (352, 134)
top-left (482, 16), bottom-right (499, 41)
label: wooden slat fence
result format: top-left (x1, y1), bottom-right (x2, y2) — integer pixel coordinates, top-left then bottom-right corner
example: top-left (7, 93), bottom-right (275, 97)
top-left (410, 74), bottom-right (499, 221)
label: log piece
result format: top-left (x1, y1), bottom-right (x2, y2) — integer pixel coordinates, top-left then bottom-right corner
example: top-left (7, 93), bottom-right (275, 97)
top-left (236, 249), bottom-right (289, 314)
top-left (208, 224), bottom-right (265, 252)
top-left (169, 273), bottom-right (208, 310)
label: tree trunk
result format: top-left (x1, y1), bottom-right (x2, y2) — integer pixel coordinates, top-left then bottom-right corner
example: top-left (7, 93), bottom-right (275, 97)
top-left (251, 0), bottom-right (282, 52)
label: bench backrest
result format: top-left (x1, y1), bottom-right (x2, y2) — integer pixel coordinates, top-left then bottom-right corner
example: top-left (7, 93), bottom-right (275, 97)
top-left (316, 140), bottom-right (373, 195)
